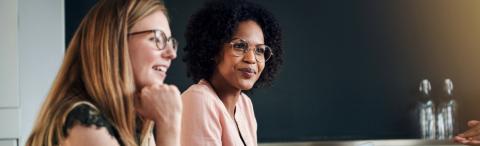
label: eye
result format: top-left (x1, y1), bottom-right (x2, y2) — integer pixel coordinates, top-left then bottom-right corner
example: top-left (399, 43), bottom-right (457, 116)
top-left (233, 42), bottom-right (247, 49)
top-left (148, 37), bottom-right (157, 42)
top-left (256, 47), bottom-right (266, 54)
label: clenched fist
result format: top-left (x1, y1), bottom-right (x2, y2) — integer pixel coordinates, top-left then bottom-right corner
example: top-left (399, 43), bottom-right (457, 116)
top-left (135, 84), bottom-right (183, 124)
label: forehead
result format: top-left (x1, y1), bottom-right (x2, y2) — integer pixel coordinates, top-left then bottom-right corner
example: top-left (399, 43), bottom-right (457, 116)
top-left (131, 10), bottom-right (171, 36)
top-left (232, 20), bottom-right (264, 44)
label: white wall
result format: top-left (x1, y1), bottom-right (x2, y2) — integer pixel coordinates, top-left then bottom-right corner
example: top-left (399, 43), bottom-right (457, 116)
top-left (0, 0), bottom-right (20, 144)
top-left (17, 0), bottom-right (64, 145)
top-left (0, 0), bottom-right (19, 109)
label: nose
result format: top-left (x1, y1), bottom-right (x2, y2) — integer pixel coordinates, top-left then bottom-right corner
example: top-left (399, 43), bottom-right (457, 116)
top-left (161, 45), bottom-right (177, 60)
top-left (242, 48), bottom-right (256, 64)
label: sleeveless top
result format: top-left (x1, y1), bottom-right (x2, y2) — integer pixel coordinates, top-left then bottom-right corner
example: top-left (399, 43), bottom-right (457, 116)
top-left (61, 101), bottom-right (144, 146)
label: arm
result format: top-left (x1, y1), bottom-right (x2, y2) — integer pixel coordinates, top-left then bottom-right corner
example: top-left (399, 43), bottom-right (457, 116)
top-left (154, 112), bottom-right (182, 146)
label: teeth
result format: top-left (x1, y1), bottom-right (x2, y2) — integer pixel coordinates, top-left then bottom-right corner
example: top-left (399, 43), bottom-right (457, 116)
top-left (152, 66), bottom-right (165, 72)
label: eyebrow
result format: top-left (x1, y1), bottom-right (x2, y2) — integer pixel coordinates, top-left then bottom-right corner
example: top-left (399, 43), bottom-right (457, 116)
top-left (230, 37), bottom-right (265, 45)
top-left (128, 29), bottom-right (173, 38)
top-left (128, 30), bottom-right (156, 35)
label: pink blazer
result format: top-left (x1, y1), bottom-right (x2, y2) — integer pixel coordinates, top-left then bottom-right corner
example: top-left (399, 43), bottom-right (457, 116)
top-left (181, 79), bottom-right (258, 146)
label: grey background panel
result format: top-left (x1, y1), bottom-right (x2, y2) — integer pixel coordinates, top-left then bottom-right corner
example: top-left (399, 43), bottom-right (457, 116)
top-left (0, 139), bottom-right (17, 146)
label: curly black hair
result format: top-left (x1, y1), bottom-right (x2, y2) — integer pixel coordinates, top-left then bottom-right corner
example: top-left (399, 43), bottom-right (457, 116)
top-left (183, 0), bottom-right (283, 89)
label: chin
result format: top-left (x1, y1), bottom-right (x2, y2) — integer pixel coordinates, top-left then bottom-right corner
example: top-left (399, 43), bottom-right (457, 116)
top-left (237, 80), bottom-right (255, 90)
top-left (155, 78), bottom-right (165, 84)
top-left (146, 78), bottom-right (164, 86)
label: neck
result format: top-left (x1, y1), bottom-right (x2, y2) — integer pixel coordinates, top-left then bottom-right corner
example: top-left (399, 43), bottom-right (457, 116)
top-left (209, 76), bottom-right (241, 118)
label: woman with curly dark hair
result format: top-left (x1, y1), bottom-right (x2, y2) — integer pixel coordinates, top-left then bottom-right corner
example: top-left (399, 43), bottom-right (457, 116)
top-left (180, 0), bottom-right (283, 145)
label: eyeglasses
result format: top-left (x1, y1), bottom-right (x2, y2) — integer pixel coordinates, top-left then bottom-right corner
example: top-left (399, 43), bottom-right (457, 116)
top-left (128, 29), bottom-right (178, 51)
top-left (227, 38), bottom-right (273, 63)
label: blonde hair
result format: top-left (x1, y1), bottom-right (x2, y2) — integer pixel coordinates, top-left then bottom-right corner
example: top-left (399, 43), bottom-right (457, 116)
top-left (26, 0), bottom-right (168, 145)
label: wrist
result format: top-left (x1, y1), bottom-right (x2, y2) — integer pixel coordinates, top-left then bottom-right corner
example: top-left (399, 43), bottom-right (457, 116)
top-left (154, 117), bottom-right (181, 146)
top-left (154, 114), bottom-right (181, 130)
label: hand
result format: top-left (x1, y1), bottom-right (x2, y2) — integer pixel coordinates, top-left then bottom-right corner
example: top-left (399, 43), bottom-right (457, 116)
top-left (135, 84), bottom-right (183, 146)
top-left (135, 84), bottom-right (182, 124)
top-left (454, 120), bottom-right (480, 145)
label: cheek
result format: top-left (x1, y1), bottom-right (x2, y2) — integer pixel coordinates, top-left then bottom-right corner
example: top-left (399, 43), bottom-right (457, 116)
top-left (141, 52), bottom-right (157, 65)
top-left (217, 61), bottom-right (231, 76)
top-left (129, 46), bottom-right (143, 69)
top-left (129, 42), bottom-right (156, 73)
top-left (219, 56), bottom-right (239, 74)
top-left (257, 63), bottom-right (266, 77)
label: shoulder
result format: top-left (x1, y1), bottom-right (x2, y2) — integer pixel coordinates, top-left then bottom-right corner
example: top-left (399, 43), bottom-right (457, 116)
top-left (181, 81), bottom-right (224, 117)
top-left (62, 101), bottom-right (121, 145)
top-left (64, 102), bottom-right (102, 127)
top-left (181, 82), bottom-right (218, 105)
top-left (62, 124), bottom-right (120, 146)
top-left (182, 81), bottom-right (212, 96)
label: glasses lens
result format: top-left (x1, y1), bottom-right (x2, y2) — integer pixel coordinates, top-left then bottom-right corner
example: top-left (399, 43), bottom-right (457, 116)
top-left (154, 30), bottom-right (167, 50)
top-left (170, 37), bottom-right (178, 51)
top-left (233, 42), bottom-right (247, 49)
top-left (228, 39), bottom-right (273, 62)
top-left (256, 46), bottom-right (267, 55)
top-left (231, 41), bottom-right (248, 56)
top-left (263, 46), bottom-right (272, 62)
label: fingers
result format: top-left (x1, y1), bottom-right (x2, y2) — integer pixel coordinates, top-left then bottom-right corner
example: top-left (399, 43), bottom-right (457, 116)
top-left (457, 139), bottom-right (480, 145)
top-left (456, 121), bottom-right (480, 146)
top-left (454, 135), bottom-right (474, 144)
top-left (134, 84), bottom-right (182, 120)
top-left (168, 84), bottom-right (181, 96)
top-left (454, 135), bottom-right (467, 141)
top-left (460, 125), bottom-right (480, 138)
top-left (470, 140), bottom-right (480, 145)
top-left (469, 120), bottom-right (480, 127)
top-left (454, 120), bottom-right (480, 145)
top-left (155, 84), bottom-right (181, 97)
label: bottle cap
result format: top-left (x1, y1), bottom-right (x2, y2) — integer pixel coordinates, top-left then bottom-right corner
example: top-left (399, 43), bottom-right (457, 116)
top-left (419, 79), bottom-right (431, 95)
top-left (444, 78), bottom-right (453, 95)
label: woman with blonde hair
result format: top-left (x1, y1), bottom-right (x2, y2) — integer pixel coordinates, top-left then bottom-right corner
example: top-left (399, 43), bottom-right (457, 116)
top-left (26, 0), bottom-right (181, 145)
